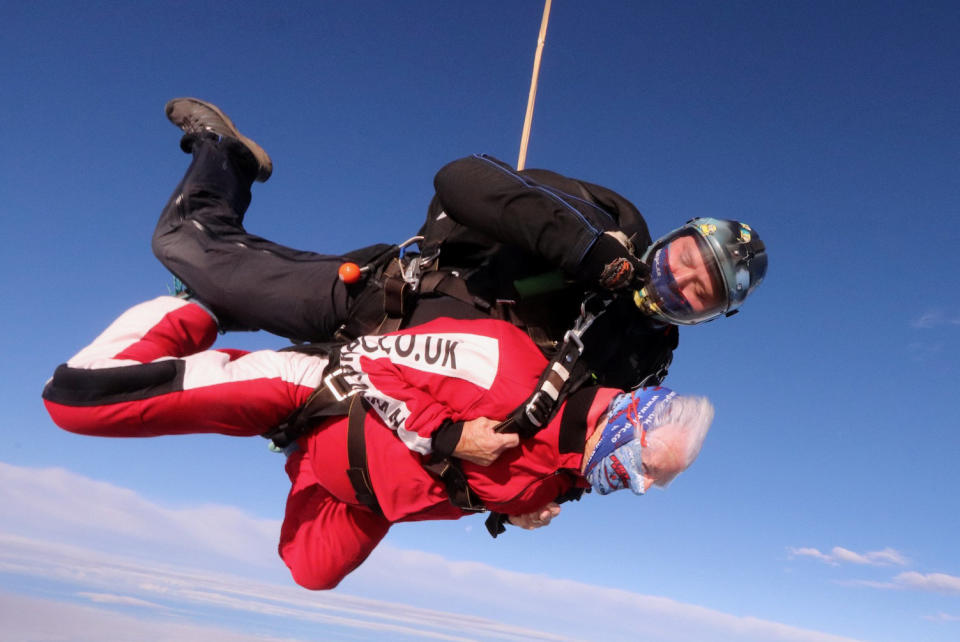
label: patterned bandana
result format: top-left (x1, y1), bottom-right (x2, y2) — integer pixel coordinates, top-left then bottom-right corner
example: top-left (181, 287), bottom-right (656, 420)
top-left (584, 387), bottom-right (677, 495)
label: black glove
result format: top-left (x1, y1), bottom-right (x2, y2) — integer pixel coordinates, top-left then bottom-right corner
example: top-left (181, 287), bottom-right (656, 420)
top-left (485, 511), bottom-right (509, 538)
top-left (581, 232), bottom-right (648, 290)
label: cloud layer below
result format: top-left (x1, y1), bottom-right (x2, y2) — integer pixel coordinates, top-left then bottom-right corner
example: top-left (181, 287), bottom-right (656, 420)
top-left (1, 462), bottom-right (864, 642)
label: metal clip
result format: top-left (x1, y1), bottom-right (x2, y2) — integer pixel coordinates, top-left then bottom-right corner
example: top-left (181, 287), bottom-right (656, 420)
top-left (524, 393), bottom-right (545, 428)
top-left (395, 236), bottom-right (426, 291)
top-left (562, 326), bottom-right (585, 354)
top-left (562, 294), bottom-right (606, 355)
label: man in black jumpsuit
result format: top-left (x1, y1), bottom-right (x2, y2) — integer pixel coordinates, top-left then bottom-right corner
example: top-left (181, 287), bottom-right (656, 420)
top-left (153, 99), bottom-right (686, 392)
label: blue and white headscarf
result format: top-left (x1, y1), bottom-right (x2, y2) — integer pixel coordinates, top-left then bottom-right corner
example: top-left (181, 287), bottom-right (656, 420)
top-left (583, 387), bottom-right (677, 495)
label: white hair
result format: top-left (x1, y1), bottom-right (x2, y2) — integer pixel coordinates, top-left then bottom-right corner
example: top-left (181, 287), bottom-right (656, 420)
top-left (642, 394), bottom-right (714, 487)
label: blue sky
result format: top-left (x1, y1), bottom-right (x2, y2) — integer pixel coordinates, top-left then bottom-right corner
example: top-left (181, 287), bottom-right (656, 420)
top-left (2, 1), bottom-right (958, 640)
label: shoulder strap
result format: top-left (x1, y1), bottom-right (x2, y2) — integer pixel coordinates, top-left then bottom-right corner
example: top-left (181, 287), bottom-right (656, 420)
top-left (496, 294), bottom-right (610, 439)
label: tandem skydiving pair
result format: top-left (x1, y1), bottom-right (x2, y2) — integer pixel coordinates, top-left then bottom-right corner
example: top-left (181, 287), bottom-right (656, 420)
top-left (42, 96), bottom-right (770, 590)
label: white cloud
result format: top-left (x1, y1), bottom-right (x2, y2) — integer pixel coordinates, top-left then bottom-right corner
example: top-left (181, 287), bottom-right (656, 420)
top-left (911, 310), bottom-right (960, 329)
top-left (0, 533), bottom-right (570, 642)
top-left (923, 612), bottom-right (960, 622)
top-left (837, 573), bottom-right (960, 597)
top-left (0, 533), bottom-right (866, 642)
top-left (0, 461), bottom-right (279, 568)
top-left (830, 547), bottom-right (875, 565)
top-left (788, 547), bottom-right (837, 564)
top-left (831, 547), bottom-right (908, 566)
top-left (788, 546), bottom-right (908, 567)
top-left (894, 571), bottom-right (960, 595)
top-left (77, 591), bottom-right (170, 609)
top-left (912, 311), bottom-right (943, 329)
top-left (835, 579), bottom-right (897, 590)
top-left (359, 548), bottom-right (868, 642)
top-left (863, 548), bottom-right (909, 566)
top-left (0, 462), bottom-right (867, 642)
top-left (0, 591), bottom-right (301, 642)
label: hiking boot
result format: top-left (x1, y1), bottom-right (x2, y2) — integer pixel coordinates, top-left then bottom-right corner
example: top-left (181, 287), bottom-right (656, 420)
top-left (165, 97), bottom-right (273, 182)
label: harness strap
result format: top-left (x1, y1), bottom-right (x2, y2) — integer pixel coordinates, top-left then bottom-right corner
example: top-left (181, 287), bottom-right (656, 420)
top-left (343, 397), bottom-right (484, 513)
top-left (383, 261), bottom-right (409, 317)
top-left (420, 270), bottom-right (570, 357)
top-left (267, 343), bottom-right (484, 514)
top-left (337, 248), bottom-right (565, 358)
top-left (375, 258), bottom-right (414, 335)
top-left (345, 397), bottom-right (381, 512)
top-left (496, 295), bottom-right (609, 439)
top-left (419, 270), bottom-right (493, 312)
top-left (333, 247), bottom-right (404, 341)
top-left (423, 459), bottom-right (486, 513)
top-left (263, 352), bottom-right (356, 450)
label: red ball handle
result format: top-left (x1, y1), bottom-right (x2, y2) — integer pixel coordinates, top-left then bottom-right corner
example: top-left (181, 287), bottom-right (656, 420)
top-left (338, 262), bottom-right (362, 284)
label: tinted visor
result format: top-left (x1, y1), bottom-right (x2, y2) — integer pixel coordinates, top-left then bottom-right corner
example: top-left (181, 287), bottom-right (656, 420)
top-left (646, 232), bottom-right (726, 324)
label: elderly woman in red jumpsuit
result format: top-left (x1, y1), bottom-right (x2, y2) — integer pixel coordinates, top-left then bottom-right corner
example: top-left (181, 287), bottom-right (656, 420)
top-left (43, 295), bottom-right (712, 590)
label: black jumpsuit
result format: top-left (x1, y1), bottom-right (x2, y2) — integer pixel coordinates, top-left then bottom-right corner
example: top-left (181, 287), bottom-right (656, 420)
top-left (151, 138), bottom-right (677, 389)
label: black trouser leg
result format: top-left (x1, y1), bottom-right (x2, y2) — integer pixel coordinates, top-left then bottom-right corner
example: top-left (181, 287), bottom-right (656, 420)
top-left (152, 136), bottom-right (351, 342)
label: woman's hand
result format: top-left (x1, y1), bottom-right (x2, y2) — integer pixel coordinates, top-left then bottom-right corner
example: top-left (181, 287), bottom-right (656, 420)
top-left (508, 502), bottom-right (561, 530)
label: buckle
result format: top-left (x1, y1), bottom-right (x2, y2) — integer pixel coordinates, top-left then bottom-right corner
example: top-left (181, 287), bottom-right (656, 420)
top-left (324, 368), bottom-right (357, 402)
top-left (562, 327), bottom-right (585, 354)
top-left (524, 391), bottom-right (546, 427)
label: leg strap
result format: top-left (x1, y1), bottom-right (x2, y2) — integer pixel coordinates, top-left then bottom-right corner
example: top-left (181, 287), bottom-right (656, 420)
top-left (345, 397), bottom-right (381, 513)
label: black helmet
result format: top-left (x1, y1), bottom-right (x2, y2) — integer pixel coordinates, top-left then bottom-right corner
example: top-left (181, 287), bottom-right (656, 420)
top-left (634, 218), bottom-right (767, 325)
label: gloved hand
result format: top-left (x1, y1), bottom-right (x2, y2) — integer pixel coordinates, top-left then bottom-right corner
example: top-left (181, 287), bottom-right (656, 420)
top-left (581, 231), bottom-right (649, 290)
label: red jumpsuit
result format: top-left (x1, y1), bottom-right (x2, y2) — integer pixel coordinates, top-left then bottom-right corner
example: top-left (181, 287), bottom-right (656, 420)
top-left (43, 296), bottom-right (617, 589)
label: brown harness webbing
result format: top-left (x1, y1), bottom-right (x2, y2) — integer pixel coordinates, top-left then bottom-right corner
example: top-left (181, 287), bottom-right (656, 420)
top-left (344, 395), bottom-right (485, 514)
top-left (345, 397), bottom-right (381, 512)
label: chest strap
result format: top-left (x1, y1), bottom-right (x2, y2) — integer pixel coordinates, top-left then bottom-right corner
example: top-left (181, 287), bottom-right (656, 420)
top-left (495, 294), bottom-right (609, 439)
